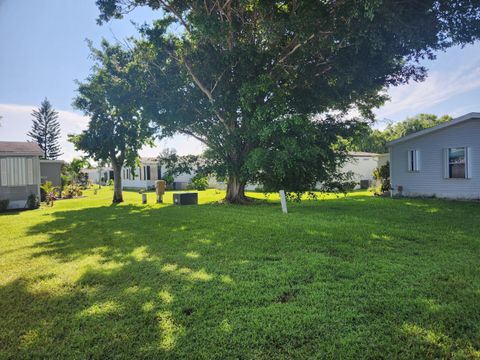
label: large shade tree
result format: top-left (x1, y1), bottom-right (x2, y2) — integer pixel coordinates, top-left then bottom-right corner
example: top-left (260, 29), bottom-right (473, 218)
top-left (70, 41), bottom-right (155, 203)
top-left (97, 0), bottom-right (480, 203)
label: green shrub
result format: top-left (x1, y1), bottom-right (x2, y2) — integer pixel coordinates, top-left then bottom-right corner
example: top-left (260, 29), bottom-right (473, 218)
top-left (162, 175), bottom-right (174, 186)
top-left (0, 199), bottom-right (9, 212)
top-left (61, 174), bottom-right (71, 190)
top-left (26, 194), bottom-right (39, 210)
top-left (40, 181), bottom-right (58, 207)
top-left (78, 172), bottom-right (90, 189)
top-left (63, 184), bottom-right (83, 199)
top-left (189, 174), bottom-right (209, 191)
top-left (373, 162), bottom-right (391, 194)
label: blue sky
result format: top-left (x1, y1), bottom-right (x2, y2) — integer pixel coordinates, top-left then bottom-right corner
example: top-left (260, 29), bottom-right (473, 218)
top-left (1, 0), bottom-right (479, 160)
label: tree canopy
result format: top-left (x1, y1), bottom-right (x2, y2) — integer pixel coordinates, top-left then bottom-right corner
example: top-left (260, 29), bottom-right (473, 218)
top-left (347, 113), bottom-right (453, 153)
top-left (95, 0), bottom-right (480, 202)
top-left (70, 41), bottom-right (155, 203)
top-left (28, 98), bottom-right (62, 160)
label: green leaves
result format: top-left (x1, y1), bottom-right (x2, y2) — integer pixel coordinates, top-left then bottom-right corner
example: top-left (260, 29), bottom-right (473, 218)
top-left (71, 41), bottom-right (155, 173)
top-left (346, 113), bottom-right (453, 153)
top-left (28, 98), bottom-right (62, 160)
top-left (243, 115), bottom-right (356, 194)
top-left (94, 0), bottom-right (480, 201)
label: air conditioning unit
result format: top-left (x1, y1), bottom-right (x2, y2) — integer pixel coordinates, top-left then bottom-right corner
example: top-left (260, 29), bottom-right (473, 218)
top-left (173, 192), bottom-right (198, 205)
top-left (360, 179), bottom-right (370, 189)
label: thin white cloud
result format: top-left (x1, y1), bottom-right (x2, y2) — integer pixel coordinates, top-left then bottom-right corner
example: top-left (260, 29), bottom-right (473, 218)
top-left (0, 103), bottom-right (89, 129)
top-left (0, 103), bottom-right (89, 160)
top-left (0, 103), bottom-right (204, 161)
top-left (376, 56), bottom-right (480, 120)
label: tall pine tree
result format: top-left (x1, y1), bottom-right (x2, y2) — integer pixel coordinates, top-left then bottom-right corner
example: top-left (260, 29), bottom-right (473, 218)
top-left (28, 99), bottom-right (62, 159)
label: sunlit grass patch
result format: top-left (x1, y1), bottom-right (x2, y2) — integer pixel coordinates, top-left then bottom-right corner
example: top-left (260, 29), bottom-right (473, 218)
top-left (79, 300), bottom-right (122, 318)
top-left (0, 187), bottom-right (479, 358)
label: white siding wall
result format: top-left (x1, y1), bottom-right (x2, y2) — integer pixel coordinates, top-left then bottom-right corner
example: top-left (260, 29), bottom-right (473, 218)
top-left (85, 163), bottom-right (196, 189)
top-left (83, 169), bottom-right (103, 184)
top-left (377, 153), bottom-right (390, 168)
top-left (122, 178), bottom-right (156, 189)
top-left (157, 165), bottom-right (195, 185)
top-left (341, 156), bottom-right (379, 182)
top-left (390, 119), bottom-right (480, 199)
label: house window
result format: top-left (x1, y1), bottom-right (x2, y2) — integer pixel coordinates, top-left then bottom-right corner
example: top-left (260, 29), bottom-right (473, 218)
top-left (448, 147), bottom-right (466, 178)
top-left (144, 166), bottom-right (151, 180)
top-left (408, 150), bottom-right (420, 172)
top-left (123, 168), bottom-right (130, 180)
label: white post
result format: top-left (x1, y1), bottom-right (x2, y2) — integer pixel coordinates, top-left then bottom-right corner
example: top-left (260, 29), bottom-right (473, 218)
top-left (142, 193), bottom-right (147, 204)
top-left (279, 190), bottom-right (288, 214)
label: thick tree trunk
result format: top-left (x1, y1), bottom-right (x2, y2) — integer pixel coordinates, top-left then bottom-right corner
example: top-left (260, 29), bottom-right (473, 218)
top-left (225, 175), bottom-right (249, 204)
top-left (112, 162), bottom-right (123, 203)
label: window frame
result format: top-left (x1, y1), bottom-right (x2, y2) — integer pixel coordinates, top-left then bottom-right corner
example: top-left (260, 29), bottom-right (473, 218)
top-left (407, 149), bottom-right (420, 172)
top-left (446, 146), bottom-right (468, 179)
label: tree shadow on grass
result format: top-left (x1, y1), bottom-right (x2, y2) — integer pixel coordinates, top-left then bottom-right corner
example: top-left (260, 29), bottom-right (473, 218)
top-left (0, 209), bottom-right (22, 216)
top-left (1, 198), bottom-right (479, 358)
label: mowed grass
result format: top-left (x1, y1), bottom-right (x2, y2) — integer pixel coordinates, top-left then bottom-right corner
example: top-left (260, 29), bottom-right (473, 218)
top-left (0, 188), bottom-right (479, 359)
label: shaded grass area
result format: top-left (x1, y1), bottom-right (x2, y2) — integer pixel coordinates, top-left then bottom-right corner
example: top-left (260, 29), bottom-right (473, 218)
top-left (0, 188), bottom-right (479, 359)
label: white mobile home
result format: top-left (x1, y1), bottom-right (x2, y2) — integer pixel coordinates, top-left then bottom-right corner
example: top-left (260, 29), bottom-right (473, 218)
top-left (387, 112), bottom-right (480, 199)
top-left (84, 157), bottom-right (193, 190)
top-left (341, 152), bottom-right (389, 188)
top-left (0, 142), bottom-right (42, 209)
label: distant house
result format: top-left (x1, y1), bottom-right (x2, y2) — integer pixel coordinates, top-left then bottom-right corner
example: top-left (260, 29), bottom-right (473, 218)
top-left (84, 157), bottom-right (193, 190)
top-left (387, 112), bottom-right (480, 199)
top-left (121, 158), bottom-right (162, 189)
top-left (341, 152), bottom-right (389, 188)
top-left (84, 153), bottom-right (391, 192)
top-left (0, 142), bottom-right (42, 209)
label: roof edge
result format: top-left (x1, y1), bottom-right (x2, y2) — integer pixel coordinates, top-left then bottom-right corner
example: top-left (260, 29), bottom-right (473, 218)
top-left (386, 112), bottom-right (480, 147)
top-left (0, 141), bottom-right (43, 156)
top-left (40, 160), bottom-right (65, 164)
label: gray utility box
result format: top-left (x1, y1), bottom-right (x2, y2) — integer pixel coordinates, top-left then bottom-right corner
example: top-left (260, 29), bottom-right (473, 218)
top-left (173, 192), bottom-right (198, 205)
top-left (360, 179), bottom-right (370, 189)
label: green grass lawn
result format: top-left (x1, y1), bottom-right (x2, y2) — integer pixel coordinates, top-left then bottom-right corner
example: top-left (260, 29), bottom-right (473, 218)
top-left (1, 188), bottom-right (479, 359)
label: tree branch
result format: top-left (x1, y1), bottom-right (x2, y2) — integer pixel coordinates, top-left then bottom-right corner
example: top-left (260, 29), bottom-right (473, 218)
top-left (179, 129), bottom-right (210, 146)
top-left (211, 62), bottom-right (237, 94)
top-left (178, 56), bottom-right (231, 131)
top-left (158, 0), bottom-right (191, 33)
top-left (182, 60), bottom-right (215, 102)
top-left (277, 34), bottom-right (315, 65)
